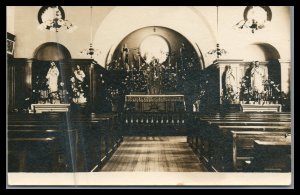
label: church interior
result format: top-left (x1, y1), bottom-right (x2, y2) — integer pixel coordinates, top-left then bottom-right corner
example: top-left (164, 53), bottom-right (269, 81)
top-left (7, 6), bottom-right (292, 178)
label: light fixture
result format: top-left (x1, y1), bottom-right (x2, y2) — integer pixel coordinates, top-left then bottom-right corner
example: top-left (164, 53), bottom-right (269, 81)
top-left (208, 6), bottom-right (227, 58)
top-left (37, 6), bottom-right (77, 33)
top-left (80, 6), bottom-right (101, 59)
top-left (234, 6), bottom-right (272, 33)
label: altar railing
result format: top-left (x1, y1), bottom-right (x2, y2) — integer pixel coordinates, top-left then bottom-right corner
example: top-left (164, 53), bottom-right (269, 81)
top-left (121, 112), bottom-right (189, 135)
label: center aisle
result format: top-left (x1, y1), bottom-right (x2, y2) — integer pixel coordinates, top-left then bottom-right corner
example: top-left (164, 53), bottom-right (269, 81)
top-left (101, 136), bottom-right (207, 172)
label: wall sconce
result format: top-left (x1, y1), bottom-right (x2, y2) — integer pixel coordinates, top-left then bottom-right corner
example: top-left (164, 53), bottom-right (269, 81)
top-left (234, 6), bottom-right (272, 33)
top-left (37, 6), bottom-right (77, 33)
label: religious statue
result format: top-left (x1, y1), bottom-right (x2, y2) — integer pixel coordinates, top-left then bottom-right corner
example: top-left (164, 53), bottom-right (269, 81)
top-left (225, 65), bottom-right (236, 93)
top-left (250, 61), bottom-right (265, 93)
top-left (146, 58), bottom-right (162, 95)
top-left (121, 43), bottom-right (130, 70)
top-left (74, 65), bottom-right (85, 82)
top-left (70, 65), bottom-right (87, 104)
top-left (46, 62), bottom-right (59, 92)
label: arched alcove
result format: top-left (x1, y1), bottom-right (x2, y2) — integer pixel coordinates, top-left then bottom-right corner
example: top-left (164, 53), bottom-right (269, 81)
top-left (243, 43), bottom-right (281, 89)
top-left (93, 6), bottom-right (216, 67)
top-left (33, 42), bottom-right (71, 61)
top-left (108, 26), bottom-right (203, 70)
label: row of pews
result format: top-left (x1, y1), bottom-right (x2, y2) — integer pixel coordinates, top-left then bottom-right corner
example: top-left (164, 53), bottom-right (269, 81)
top-left (188, 112), bottom-right (292, 172)
top-left (8, 112), bottom-right (123, 172)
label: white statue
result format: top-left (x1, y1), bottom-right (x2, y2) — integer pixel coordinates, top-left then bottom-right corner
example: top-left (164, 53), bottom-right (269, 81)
top-left (250, 61), bottom-right (265, 93)
top-left (46, 62), bottom-right (59, 92)
top-left (72, 65), bottom-right (87, 104)
top-left (74, 65), bottom-right (85, 82)
top-left (225, 65), bottom-right (236, 93)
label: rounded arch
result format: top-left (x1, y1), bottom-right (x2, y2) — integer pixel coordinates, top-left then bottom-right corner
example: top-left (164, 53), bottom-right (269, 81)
top-left (254, 43), bottom-right (280, 60)
top-left (243, 42), bottom-right (281, 89)
top-left (93, 6), bottom-right (216, 67)
top-left (33, 42), bottom-right (71, 61)
top-left (109, 26), bottom-right (204, 70)
top-left (242, 42), bottom-right (280, 61)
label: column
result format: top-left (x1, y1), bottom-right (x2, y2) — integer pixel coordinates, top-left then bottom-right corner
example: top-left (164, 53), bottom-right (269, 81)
top-left (279, 59), bottom-right (291, 94)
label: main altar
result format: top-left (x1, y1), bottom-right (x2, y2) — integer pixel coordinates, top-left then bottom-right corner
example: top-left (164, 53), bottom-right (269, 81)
top-left (124, 94), bottom-right (186, 112)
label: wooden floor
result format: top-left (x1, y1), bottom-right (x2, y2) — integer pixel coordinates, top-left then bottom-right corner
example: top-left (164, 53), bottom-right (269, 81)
top-left (101, 136), bottom-right (207, 172)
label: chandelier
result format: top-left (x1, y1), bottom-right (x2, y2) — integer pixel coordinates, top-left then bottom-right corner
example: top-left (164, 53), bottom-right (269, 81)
top-left (37, 6), bottom-right (77, 33)
top-left (208, 6), bottom-right (227, 58)
top-left (80, 6), bottom-right (101, 59)
top-left (234, 6), bottom-right (272, 33)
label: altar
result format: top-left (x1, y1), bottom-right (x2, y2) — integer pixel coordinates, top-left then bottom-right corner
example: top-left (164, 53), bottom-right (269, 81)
top-left (31, 104), bottom-right (70, 113)
top-left (124, 95), bottom-right (186, 112)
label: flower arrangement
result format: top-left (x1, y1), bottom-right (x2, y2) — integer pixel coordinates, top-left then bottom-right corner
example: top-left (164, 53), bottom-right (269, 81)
top-left (239, 75), bottom-right (286, 104)
top-left (107, 54), bottom-right (201, 94)
top-left (122, 67), bottom-right (148, 93)
top-left (70, 76), bottom-right (87, 104)
top-left (222, 88), bottom-right (239, 104)
top-left (261, 79), bottom-right (286, 104)
top-left (32, 76), bottom-right (68, 104)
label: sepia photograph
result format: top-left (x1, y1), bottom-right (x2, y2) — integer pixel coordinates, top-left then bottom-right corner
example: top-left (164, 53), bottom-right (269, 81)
top-left (6, 6), bottom-right (293, 188)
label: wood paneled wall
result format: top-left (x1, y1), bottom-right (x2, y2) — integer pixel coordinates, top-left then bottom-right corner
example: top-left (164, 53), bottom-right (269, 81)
top-left (7, 58), bottom-right (108, 113)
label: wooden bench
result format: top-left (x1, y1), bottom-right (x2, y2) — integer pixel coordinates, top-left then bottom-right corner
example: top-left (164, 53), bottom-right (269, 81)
top-left (230, 131), bottom-right (290, 172)
top-left (249, 139), bottom-right (291, 172)
top-left (8, 112), bottom-right (122, 172)
top-left (8, 129), bottom-right (77, 172)
top-left (188, 112), bottom-right (291, 172)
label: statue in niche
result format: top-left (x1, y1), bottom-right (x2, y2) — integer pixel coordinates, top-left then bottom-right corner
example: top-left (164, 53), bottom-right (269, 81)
top-left (250, 61), bottom-right (265, 93)
top-left (222, 65), bottom-right (238, 104)
top-left (225, 65), bottom-right (236, 93)
top-left (46, 61), bottom-right (59, 93)
top-left (74, 65), bottom-right (86, 82)
top-left (70, 65), bottom-right (87, 104)
top-left (121, 43), bottom-right (130, 70)
top-left (146, 58), bottom-right (162, 95)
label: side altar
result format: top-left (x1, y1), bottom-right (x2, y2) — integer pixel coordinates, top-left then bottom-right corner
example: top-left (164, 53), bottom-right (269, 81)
top-left (124, 95), bottom-right (186, 112)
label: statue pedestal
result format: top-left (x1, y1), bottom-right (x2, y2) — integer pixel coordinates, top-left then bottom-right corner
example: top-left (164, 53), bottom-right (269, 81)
top-left (240, 103), bottom-right (282, 112)
top-left (31, 104), bottom-right (70, 113)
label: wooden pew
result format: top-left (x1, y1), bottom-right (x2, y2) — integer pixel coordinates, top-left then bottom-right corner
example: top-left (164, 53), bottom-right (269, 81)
top-left (188, 112), bottom-right (291, 172)
top-left (231, 131), bottom-right (291, 172)
top-left (65, 113), bottom-right (122, 171)
top-left (200, 126), bottom-right (290, 172)
top-left (250, 139), bottom-right (291, 172)
top-left (8, 112), bottom-right (122, 172)
top-left (8, 129), bottom-right (77, 172)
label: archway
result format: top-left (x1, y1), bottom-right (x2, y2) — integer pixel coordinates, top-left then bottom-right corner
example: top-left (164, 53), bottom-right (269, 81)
top-left (93, 6), bottom-right (216, 68)
top-left (109, 26), bottom-right (203, 70)
top-left (243, 43), bottom-right (281, 90)
top-left (33, 42), bottom-right (71, 61)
